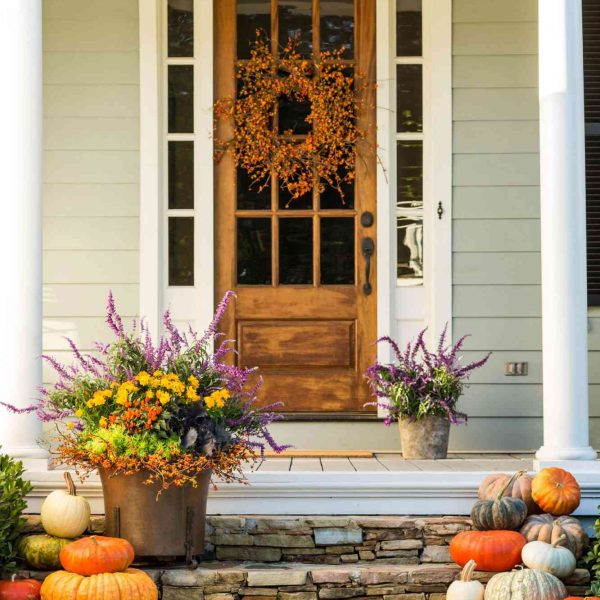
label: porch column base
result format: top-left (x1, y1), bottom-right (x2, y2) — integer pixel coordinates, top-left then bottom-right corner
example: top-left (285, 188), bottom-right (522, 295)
top-left (536, 445), bottom-right (598, 463)
top-left (535, 457), bottom-right (600, 474)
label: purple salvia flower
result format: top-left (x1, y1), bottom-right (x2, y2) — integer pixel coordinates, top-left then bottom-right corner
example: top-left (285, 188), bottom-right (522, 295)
top-left (106, 290), bottom-right (125, 338)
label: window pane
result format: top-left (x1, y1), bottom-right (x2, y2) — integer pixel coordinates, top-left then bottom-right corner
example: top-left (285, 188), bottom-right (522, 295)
top-left (237, 218), bottom-right (272, 284)
top-left (238, 168), bottom-right (271, 210)
top-left (278, 93), bottom-right (311, 134)
top-left (279, 187), bottom-right (313, 210)
top-left (396, 64), bottom-right (422, 133)
top-left (397, 141), bottom-right (423, 281)
top-left (279, 218), bottom-right (313, 284)
top-left (319, 172), bottom-right (355, 209)
top-left (169, 217), bottom-right (194, 286)
top-left (321, 218), bottom-right (355, 284)
top-left (168, 0), bottom-right (193, 57)
top-left (168, 65), bottom-right (194, 133)
top-left (320, 0), bottom-right (354, 57)
top-left (396, 0), bottom-right (422, 56)
top-left (237, 0), bottom-right (271, 59)
top-left (168, 141), bottom-right (194, 209)
top-left (279, 0), bottom-right (313, 56)
top-left (397, 217), bottom-right (423, 280)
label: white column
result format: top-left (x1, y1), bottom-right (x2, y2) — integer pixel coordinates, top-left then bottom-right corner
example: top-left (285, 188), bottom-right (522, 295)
top-left (536, 0), bottom-right (597, 465)
top-left (0, 0), bottom-right (47, 464)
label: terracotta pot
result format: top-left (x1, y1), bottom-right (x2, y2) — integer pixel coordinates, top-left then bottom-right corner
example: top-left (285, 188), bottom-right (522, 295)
top-left (398, 415), bottom-right (450, 459)
top-left (99, 468), bottom-right (211, 561)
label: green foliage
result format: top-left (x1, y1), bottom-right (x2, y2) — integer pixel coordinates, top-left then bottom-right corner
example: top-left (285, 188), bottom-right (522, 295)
top-left (584, 505), bottom-right (600, 595)
top-left (0, 448), bottom-right (32, 571)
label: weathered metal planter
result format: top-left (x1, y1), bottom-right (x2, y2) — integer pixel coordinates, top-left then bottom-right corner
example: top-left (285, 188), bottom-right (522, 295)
top-left (99, 468), bottom-right (211, 563)
top-left (398, 415), bottom-right (450, 459)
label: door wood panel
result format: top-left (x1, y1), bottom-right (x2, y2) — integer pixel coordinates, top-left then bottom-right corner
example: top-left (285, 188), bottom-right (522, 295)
top-left (215, 0), bottom-right (377, 414)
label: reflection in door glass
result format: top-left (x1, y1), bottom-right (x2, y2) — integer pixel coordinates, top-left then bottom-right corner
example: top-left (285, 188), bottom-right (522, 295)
top-left (396, 64), bottom-right (422, 133)
top-left (168, 65), bottom-right (194, 133)
top-left (396, 0), bottom-right (422, 56)
top-left (397, 217), bottom-right (423, 279)
top-left (321, 218), bottom-right (355, 284)
top-left (279, 218), bottom-right (313, 284)
top-left (319, 172), bottom-right (355, 209)
top-left (237, 168), bottom-right (271, 210)
top-left (168, 141), bottom-right (194, 209)
top-left (237, 218), bottom-right (272, 285)
top-left (169, 217), bottom-right (194, 286)
top-left (167, 0), bottom-right (193, 57)
top-left (278, 93), bottom-right (312, 135)
top-left (320, 0), bottom-right (354, 57)
top-left (279, 1), bottom-right (313, 56)
top-left (237, 0), bottom-right (271, 59)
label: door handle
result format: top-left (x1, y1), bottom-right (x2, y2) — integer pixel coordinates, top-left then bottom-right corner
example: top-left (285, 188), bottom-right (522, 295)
top-left (362, 237), bottom-right (374, 295)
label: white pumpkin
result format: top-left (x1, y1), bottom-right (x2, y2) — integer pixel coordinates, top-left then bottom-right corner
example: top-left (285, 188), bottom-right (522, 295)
top-left (447, 560), bottom-right (484, 600)
top-left (41, 471), bottom-right (90, 538)
top-left (521, 535), bottom-right (576, 579)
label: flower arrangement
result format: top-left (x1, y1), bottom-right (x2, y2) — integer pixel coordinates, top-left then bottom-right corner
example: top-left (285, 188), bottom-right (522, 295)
top-left (2, 292), bottom-right (287, 488)
top-left (365, 327), bottom-right (491, 425)
top-left (214, 34), bottom-right (373, 204)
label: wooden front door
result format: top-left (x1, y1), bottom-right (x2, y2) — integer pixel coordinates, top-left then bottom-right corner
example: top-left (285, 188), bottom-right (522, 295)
top-left (215, 0), bottom-right (376, 414)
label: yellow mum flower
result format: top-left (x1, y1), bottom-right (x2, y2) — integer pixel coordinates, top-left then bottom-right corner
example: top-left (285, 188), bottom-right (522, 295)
top-left (136, 371), bottom-right (151, 386)
top-left (156, 390), bottom-right (170, 405)
top-left (99, 416), bottom-right (108, 428)
top-left (188, 375), bottom-right (199, 388)
top-left (75, 409), bottom-right (84, 418)
top-left (67, 421), bottom-right (75, 430)
top-left (186, 386), bottom-right (200, 402)
top-left (153, 370), bottom-right (164, 377)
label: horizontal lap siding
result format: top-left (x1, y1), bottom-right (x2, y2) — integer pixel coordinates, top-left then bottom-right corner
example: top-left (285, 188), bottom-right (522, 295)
top-left (452, 0), bottom-right (542, 448)
top-left (42, 0), bottom-right (140, 383)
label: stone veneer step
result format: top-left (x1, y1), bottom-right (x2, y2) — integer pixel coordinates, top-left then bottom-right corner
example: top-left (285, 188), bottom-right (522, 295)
top-left (19, 563), bottom-right (591, 600)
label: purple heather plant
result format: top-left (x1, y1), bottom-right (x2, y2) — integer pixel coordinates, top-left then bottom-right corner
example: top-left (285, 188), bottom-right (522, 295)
top-left (365, 326), bottom-right (490, 426)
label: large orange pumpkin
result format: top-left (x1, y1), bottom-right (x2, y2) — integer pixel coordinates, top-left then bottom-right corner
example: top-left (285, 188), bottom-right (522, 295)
top-left (532, 468), bottom-right (581, 516)
top-left (449, 530), bottom-right (526, 572)
top-left (40, 569), bottom-right (157, 600)
top-left (59, 536), bottom-right (134, 576)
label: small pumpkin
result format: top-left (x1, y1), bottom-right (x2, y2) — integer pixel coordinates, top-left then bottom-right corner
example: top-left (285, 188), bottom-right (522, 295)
top-left (484, 568), bottom-right (567, 600)
top-left (0, 575), bottom-right (41, 600)
top-left (478, 470), bottom-right (541, 514)
top-left (471, 471), bottom-right (528, 531)
top-left (41, 471), bottom-right (90, 538)
top-left (40, 569), bottom-right (157, 600)
top-left (532, 468), bottom-right (581, 516)
top-left (446, 560), bottom-right (484, 600)
top-left (522, 535), bottom-right (577, 578)
top-left (520, 513), bottom-right (589, 559)
top-left (17, 534), bottom-right (74, 570)
top-left (60, 535), bottom-right (135, 576)
top-left (449, 530), bottom-right (526, 572)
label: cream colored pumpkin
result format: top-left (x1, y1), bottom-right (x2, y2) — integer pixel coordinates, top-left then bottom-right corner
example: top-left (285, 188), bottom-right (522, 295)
top-left (447, 560), bottom-right (484, 600)
top-left (41, 471), bottom-right (90, 538)
top-left (521, 536), bottom-right (576, 579)
top-left (484, 568), bottom-right (566, 600)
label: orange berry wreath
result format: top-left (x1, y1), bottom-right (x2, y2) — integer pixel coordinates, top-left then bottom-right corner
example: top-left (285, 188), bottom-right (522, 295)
top-left (214, 36), bottom-right (374, 205)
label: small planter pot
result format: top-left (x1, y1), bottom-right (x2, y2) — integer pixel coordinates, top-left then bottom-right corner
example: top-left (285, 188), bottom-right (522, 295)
top-left (99, 468), bottom-right (211, 562)
top-left (398, 415), bottom-right (450, 459)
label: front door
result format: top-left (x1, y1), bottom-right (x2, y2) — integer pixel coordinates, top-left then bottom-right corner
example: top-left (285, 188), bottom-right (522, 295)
top-left (215, 0), bottom-right (376, 414)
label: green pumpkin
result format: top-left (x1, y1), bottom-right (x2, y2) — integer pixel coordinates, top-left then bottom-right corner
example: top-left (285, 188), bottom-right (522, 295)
top-left (484, 568), bottom-right (567, 600)
top-left (472, 470), bottom-right (528, 531)
top-left (17, 534), bottom-right (75, 570)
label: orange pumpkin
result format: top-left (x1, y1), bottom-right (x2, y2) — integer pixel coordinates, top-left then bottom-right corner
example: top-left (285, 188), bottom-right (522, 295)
top-left (478, 470), bottom-right (541, 514)
top-left (40, 569), bottom-right (157, 600)
top-left (449, 530), bottom-right (526, 572)
top-left (532, 468), bottom-right (581, 516)
top-left (59, 535), bottom-right (134, 576)
top-left (0, 575), bottom-right (41, 600)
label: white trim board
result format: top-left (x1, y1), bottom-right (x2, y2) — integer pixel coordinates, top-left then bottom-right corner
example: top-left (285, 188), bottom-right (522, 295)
top-left (24, 469), bottom-right (600, 516)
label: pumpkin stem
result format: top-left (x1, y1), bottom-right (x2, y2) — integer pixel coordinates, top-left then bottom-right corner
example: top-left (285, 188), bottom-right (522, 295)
top-left (497, 469), bottom-right (527, 500)
top-left (552, 534), bottom-right (568, 548)
top-left (10, 574), bottom-right (16, 583)
top-left (460, 560), bottom-right (477, 582)
top-left (64, 471), bottom-right (77, 496)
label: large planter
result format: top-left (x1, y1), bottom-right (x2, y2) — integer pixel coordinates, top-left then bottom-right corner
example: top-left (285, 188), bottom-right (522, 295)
top-left (398, 415), bottom-right (450, 459)
top-left (99, 468), bottom-right (211, 562)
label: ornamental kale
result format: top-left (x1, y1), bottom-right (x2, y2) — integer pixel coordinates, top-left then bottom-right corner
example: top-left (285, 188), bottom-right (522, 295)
top-left (365, 326), bottom-right (490, 425)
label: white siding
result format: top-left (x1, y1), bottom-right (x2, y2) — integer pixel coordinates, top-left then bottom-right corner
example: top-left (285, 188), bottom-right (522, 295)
top-left (42, 0), bottom-right (140, 382)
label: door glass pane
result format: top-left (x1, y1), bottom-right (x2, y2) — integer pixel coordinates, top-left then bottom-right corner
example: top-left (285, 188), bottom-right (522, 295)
top-left (168, 65), bottom-right (194, 133)
top-left (397, 141), bottom-right (423, 282)
top-left (169, 217), bottom-right (194, 286)
top-left (279, 1), bottom-right (313, 56)
top-left (396, 64), bottom-right (422, 133)
top-left (168, 0), bottom-right (193, 57)
top-left (396, 0), bottom-right (422, 56)
top-left (279, 187), bottom-right (313, 210)
top-left (238, 169), bottom-right (271, 210)
top-left (237, 0), bottom-right (271, 59)
top-left (320, 0), bottom-right (354, 57)
top-left (279, 93), bottom-right (312, 134)
top-left (168, 141), bottom-right (194, 209)
top-left (321, 218), bottom-right (355, 284)
top-left (237, 218), bottom-right (272, 284)
top-left (319, 173), bottom-right (355, 209)
top-left (279, 218), bottom-right (313, 284)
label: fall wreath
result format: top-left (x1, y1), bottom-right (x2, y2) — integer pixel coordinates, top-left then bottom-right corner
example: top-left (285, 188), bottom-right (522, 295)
top-left (214, 37), bottom-right (372, 204)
